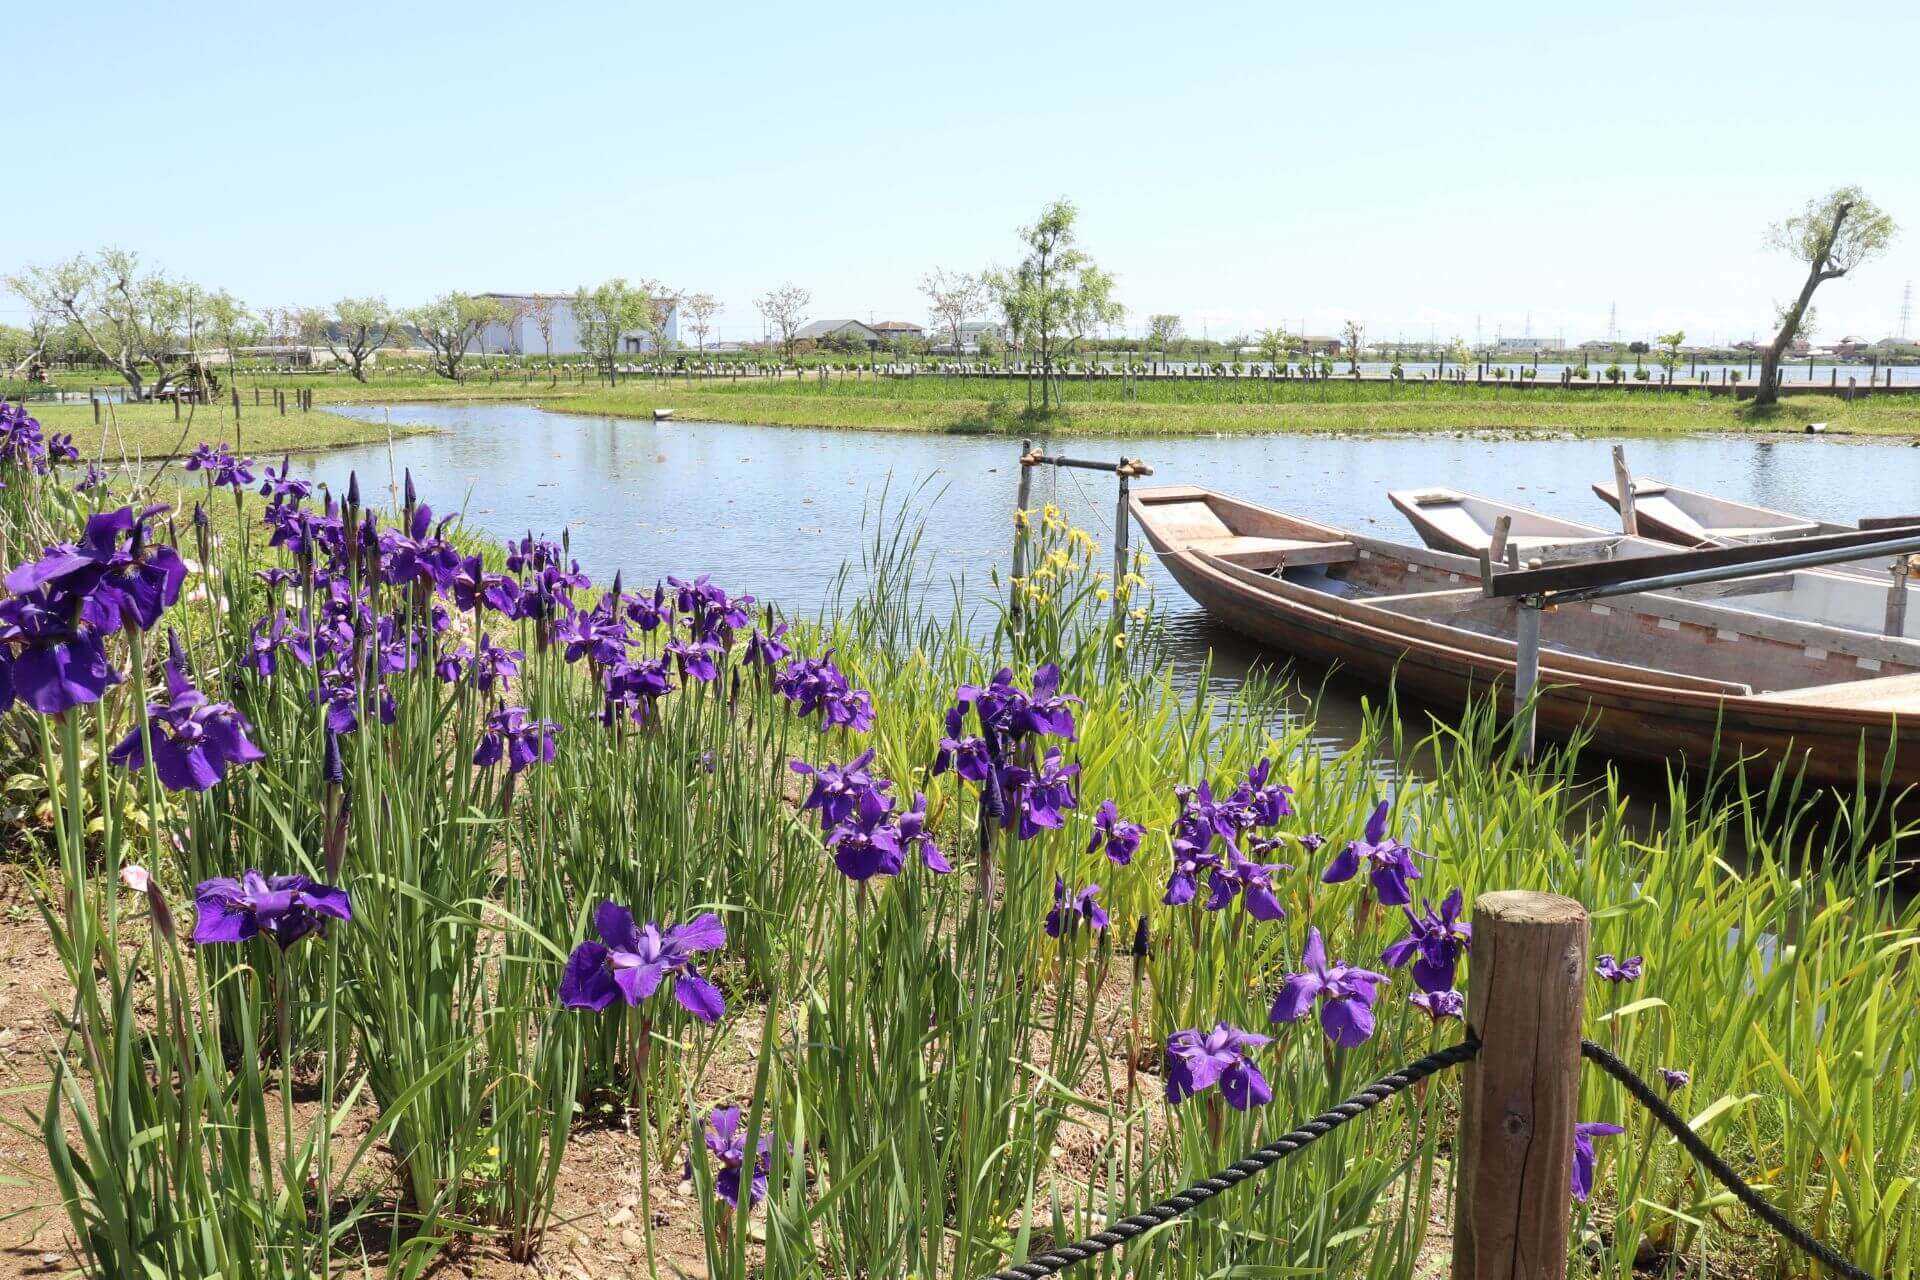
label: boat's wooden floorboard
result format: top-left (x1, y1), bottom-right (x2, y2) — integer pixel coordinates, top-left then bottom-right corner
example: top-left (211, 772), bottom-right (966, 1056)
top-left (1753, 671), bottom-right (1920, 710)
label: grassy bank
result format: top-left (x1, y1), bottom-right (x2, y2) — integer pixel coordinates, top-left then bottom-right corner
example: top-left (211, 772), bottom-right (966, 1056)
top-left (32, 367), bottom-right (1920, 443)
top-left (27, 397), bottom-right (434, 461)
top-left (545, 376), bottom-right (1920, 437)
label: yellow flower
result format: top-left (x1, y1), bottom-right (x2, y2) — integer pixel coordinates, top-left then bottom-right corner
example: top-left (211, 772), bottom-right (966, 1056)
top-left (1014, 509), bottom-right (1031, 529)
top-left (1095, 588), bottom-right (1110, 602)
top-left (1113, 633), bottom-right (1127, 649)
top-left (1122, 573), bottom-right (1148, 589)
top-left (1131, 607), bottom-right (1148, 620)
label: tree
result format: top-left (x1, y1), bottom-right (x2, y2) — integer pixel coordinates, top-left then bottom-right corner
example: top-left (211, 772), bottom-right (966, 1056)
top-left (920, 269), bottom-right (987, 353)
top-left (404, 293), bottom-right (506, 381)
top-left (1342, 320), bottom-right (1367, 371)
top-left (527, 295), bottom-right (559, 362)
top-left (986, 199), bottom-right (1120, 410)
top-left (682, 293), bottom-right (720, 353)
top-left (1655, 329), bottom-right (1686, 380)
top-left (574, 278), bottom-right (669, 377)
top-left (1148, 313), bottom-right (1184, 352)
top-left (3, 311), bottom-right (54, 379)
top-left (299, 297), bottom-right (391, 383)
top-left (1256, 327), bottom-right (1291, 369)
top-left (5, 248), bottom-right (202, 398)
top-left (1754, 186), bottom-right (1896, 407)
top-left (755, 284), bottom-right (811, 362)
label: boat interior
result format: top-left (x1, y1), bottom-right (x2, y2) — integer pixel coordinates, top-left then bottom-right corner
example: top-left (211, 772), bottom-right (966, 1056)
top-left (1591, 478), bottom-right (1836, 543)
top-left (1387, 487), bottom-right (1920, 639)
top-left (1135, 485), bottom-right (1920, 703)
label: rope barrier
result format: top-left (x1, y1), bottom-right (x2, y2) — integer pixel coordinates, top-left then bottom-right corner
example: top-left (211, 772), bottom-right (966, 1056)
top-left (981, 1038), bottom-right (1479, 1280)
top-left (1579, 1039), bottom-right (1880, 1280)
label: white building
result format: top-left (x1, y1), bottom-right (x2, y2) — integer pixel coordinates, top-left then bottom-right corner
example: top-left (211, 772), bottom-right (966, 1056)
top-left (1494, 336), bottom-right (1565, 353)
top-left (475, 291), bottom-right (679, 356)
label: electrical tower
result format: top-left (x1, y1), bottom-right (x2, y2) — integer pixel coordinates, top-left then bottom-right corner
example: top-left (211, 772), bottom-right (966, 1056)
top-left (1900, 282), bottom-right (1913, 341)
top-left (1607, 302), bottom-right (1617, 343)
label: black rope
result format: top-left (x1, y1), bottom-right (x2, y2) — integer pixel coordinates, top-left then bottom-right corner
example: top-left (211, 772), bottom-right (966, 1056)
top-left (1580, 1039), bottom-right (1879, 1280)
top-left (981, 1038), bottom-right (1479, 1280)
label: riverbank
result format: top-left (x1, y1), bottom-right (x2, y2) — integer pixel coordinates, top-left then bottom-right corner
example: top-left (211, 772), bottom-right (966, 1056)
top-left (544, 380), bottom-right (1920, 437)
top-left (31, 368), bottom-right (1920, 446)
top-left (26, 397), bottom-right (435, 460)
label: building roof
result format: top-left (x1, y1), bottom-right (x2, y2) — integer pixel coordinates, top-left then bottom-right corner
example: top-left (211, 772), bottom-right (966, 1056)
top-left (794, 319), bottom-right (878, 339)
top-left (870, 320), bottom-right (924, 333)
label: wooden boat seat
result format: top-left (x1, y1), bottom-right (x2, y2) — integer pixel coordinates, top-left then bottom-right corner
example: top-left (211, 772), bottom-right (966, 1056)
top-left (1186, 536), bottom-right (1356, 570)
top-left (1753, 672), bottom-right (1920, 711)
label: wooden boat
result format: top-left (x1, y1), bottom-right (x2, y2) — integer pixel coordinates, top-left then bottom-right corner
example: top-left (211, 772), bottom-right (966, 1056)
top-left (1132, 484), bottom-right (1920, 787)
top-left (1590, 478), bottom-right (1847, 548)
top-left (1390, 487), bottom-right (1650, 560)
top-left (1391, 486), bottom-right (1920, 638)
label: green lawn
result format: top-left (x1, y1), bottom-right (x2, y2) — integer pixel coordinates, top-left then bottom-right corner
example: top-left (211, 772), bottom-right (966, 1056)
top-left (30, 366), bottom-right (1920, 446)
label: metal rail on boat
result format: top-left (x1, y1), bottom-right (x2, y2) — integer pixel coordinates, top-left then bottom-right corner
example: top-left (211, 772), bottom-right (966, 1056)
top-left (1480, 523), bottom-right (1920, 759)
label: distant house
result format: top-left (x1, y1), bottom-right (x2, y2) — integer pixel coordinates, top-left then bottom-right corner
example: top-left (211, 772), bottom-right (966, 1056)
top-left (931, 320), bottom-right (1002, 354)
top-left (870, 320), bottom-right (925, 343)
top-left (475, 291), bottom-right (679, 357)
top-left (795, 319), bottom-right (881, 348)
top-left (1494, 336), bottom-right (1565, 353)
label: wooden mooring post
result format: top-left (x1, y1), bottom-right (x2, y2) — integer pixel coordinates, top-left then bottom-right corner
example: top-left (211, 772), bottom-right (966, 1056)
top-left (1452, 891), bottom-right (1589, 1280)
top-left (1611, 445), bottom-right (1638, 537)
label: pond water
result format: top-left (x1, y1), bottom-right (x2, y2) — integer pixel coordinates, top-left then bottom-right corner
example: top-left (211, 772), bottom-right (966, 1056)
top-left (312, 401), bottom-right (1920, 758)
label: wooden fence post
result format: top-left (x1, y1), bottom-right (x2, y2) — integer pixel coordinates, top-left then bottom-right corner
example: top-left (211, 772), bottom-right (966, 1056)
top-left (1452, 891), bottom-right (1589, 1280)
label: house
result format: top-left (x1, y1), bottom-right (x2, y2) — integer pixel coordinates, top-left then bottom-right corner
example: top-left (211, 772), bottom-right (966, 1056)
top-left (475, 291), bottom-right (679, 357)
top-left (794, 319), bottom-right (881, 348)
top-left (1494, 336), bottom-right (1565, 353)
top-left (869, 320), bottom-right (925, 343)
top-left (930, 321), bottom-right (1003, 354)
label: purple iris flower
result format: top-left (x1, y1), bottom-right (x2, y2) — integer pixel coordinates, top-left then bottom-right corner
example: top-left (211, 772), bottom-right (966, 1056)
top-left (667, 636), bottom-right (721, 682)
top-left (743, 622), bottom-right (790, 667)
top-left (1203, 850), bottom-right (1291, 921)
top-left (1087, 800), bottom-right (1144, 864)
top-left (825, 787), bottom-right (906, 881)
top-left (895, 792), bottom-right (951, 874)
top-left (46, 433), bottom-right (79, 466)
top-left (960, 663), bottom-right (1080, 742)
top-left (932, 702), bottom-right (993, 782)
top-left (258, 456), bottom-right (311, 507)
top-left (193, 870), bottom-right (351, 948)
top-left (1409, 989), bottom-right (1465, 1023)
top-left (1231, 758), bottom-right (1294, 825)
top-left (1045, 876), bottom-right (1109, 938)
top-left (1571, 1122), bottom-right (1624, 1202)
top-left (1320, 800), bottom-right (1423, 906)
top-left (627, 582), bottom-right (670, 631)
top-left (560, 605), bottom-right (632, 666)
top-left (1594, 954), bottom-right (1644, 984)
top-left (108, 645), bottom-right (265, 791)
top-left (774, 651), bottom-right (874, 731)
top-left (559, 902), bottom-right (726, 1022)
top-left (470, 636), bottom-right (522, 695)
top-left (0, 589), bottom-right (119, 714)
top-left (1164, 1023), bottom-right (1273, 1110)
top-left (1163, 825), bottom-right (1223, 907)
top-left (474, 707), bottom-right (561, 773)
top-left (185, 442), bottom-right (254, 489)
top-left (0, 404), bottom-right (46, 468)
top-left (1270, 927), bottom-right (1390, 1048)
top-left (602, 655), bottom-right (673, 725)
top-left (505, 533), bottom-right (563, 574)
top-left (1660, 1068), bottom-right (1690, 1093)
top-left (1379, 888), bottom-right (1472, 993)
top-left (5, 505), bottom-right (187, 635)
top-left (994, 748), bottom-right (1078, 840)
top-left (791, 749), bottom-right (888, 830)
top-left (74, 463), bottom-right (106, 492)
top-left (380, 505), bottom-right (461, 592)
top-left (687, 1106), bottom-right (773, 1209)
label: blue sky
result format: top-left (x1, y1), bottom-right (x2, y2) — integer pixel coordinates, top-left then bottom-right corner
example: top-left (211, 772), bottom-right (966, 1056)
top-left (6, 0), bottom-right (1918, 346)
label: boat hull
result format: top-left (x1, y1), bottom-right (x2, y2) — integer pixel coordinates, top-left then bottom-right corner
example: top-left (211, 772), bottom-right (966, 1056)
top-left (1137, 492), bottom-right (1915, 788)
